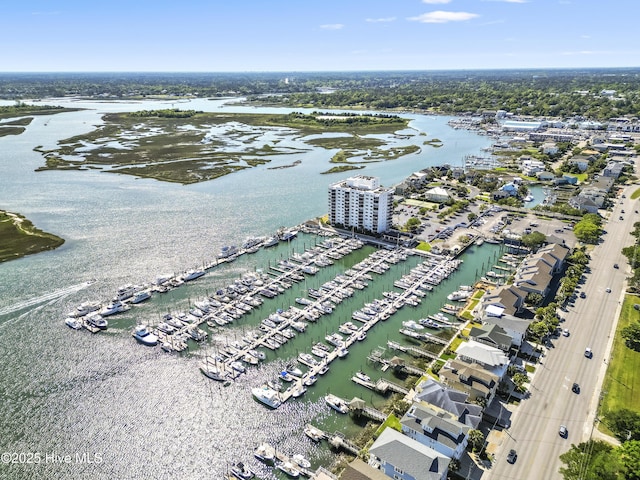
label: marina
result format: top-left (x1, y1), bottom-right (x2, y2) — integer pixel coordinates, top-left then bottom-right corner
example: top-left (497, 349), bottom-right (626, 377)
top-left (0, 97), bottom-right (498, 480)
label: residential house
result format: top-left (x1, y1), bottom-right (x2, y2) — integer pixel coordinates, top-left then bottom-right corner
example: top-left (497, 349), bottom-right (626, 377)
top-left (603, 161), bottom-right (624, 178)
top-left (401, 404), bottom-right (470, 460)
top-left (541, 142), bottom-right (559, 155)
top-left (454, 341), bottom-right (509, 378)
top-left (468, 324), bottom-right (513, 352)
top-left (478, 284), bottom-right (526, 317)
top-left (340, 459), bottom-right (389, 480)
top-left (535, 171), bottom-right (555, 181)
top-left (480, 313), bottom-right (531, 348)
top-left (413, 378), bottom-right (483, 429)
top-left (368, 427), bottom-right (450, 480)
top-left (425, 186), bottom-right (451, 203)
top-left (439, 358), bottom-right (500, 404)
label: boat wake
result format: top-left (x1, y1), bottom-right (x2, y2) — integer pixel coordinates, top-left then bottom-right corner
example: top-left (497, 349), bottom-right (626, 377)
top-left (0, 281), bottom-right (94, 318)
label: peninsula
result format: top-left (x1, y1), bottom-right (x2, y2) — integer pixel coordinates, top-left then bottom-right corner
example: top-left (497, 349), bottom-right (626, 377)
top-left (0, 210), bottom-right (64, 263)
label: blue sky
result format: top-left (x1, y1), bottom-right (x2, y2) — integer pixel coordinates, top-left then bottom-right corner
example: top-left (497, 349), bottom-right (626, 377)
top-left (2, 0), bottom-right (638, 72)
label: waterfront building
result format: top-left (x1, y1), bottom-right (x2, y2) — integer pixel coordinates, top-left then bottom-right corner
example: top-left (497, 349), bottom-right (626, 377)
top-left (328, 175), bottom-right (393, 234)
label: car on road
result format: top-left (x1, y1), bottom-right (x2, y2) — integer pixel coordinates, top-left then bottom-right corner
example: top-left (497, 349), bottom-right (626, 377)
top-left (559, 425), bottom-right (568, 438)
top-left (614, 263), bottom-right (619, 269)
top-left (563, 329), bottom-right (570, 337)
top-left (606, 287), bottom-right (611, 293)
top-left (507, 449), bottom-right (517, 464)
top-left (585, 347), bottom-right (593, 358)
top-left (620, 216), bottom-right (624, 220)
top-left (572, 382), bottom-right (580, 394)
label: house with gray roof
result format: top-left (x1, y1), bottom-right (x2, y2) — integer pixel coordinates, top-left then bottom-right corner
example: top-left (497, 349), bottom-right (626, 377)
top-left (413, 378), bottom-right (482, 429)
top-left (455, 340), bottom-right (509, 378)
top-left (368, 427), bottom-right (450, 480)
top-left (478, 284), bottom-right (526, 317)
top-left (401, 404), bottom-right (470, 459)
top-left (468, 324), bottom-right (513, 352)
top-left (480, 313), bottom-right (530, 348)
top-left (340, 458), bottom-right (389, 480)
top-left (439, 358), bottom-right (500, 404)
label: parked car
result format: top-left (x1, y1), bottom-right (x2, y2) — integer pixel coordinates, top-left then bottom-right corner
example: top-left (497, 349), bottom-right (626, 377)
top-left (559, 425), bottom-right (568, 438)
top-left (507, 449), bottom-right (517, 464)
top-left (580, 292), bottom-right (586, 299)
top-left (563, 329), bottom-right (570, 337)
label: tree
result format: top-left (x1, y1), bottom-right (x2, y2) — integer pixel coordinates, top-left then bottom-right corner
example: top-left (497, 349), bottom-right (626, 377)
top-left (618, 440), bottom-right (640, 480)
top-left (606, 409), bottom-right (640, 442)
top-left (559, 440), bottom-right (622, 480)
top-left (574, 221), bottom-right (602, 244)
top-left (525, 292), bottom-right (544, 306)
top-left (467, 429), bottom-right (484, 453)
top-left (621, 321), bottom-right (640, 351)
top-left (521, 231), bottom-right (546, 249)
top-left (467, 212), bottom-right (478, 223)
top-left (405, 217), bottom-right (421, 232)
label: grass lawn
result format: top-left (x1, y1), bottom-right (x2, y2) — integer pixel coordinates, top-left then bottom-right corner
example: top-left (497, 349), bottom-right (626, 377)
top-left (416, 242), bottom-right (431, 252)
top-left (599, 295), bottom-right (640, 423)
top-left (630, 187), bottom-right (640, 200)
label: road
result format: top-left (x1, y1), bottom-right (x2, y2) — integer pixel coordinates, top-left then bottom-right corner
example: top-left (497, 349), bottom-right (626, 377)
top-left (486, 187), bottom-right (635, 480)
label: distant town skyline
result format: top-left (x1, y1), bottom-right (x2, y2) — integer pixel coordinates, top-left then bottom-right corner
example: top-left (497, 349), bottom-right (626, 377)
top-left (2, 0), bottom-right (638, 72)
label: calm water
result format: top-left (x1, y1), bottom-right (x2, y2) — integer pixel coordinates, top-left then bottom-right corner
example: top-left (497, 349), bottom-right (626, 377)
top-left (0, 98), bottom-right (498, 479)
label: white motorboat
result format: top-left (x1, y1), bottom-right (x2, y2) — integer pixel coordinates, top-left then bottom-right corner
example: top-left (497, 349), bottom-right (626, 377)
top-left (100, 300), bottom-right (129, 317)
top-left (303, 374), bottom-right (318, 387)
top-left (130, 289), bottom-right (151, 304)
top-left (355, 371), bottom-right (371, 383)
top-left (279, 370), bottom-right (295, 382)
top-left (292, 454), bottom-right (311, 469)
top-left (230, 361), bottom-right (246, 374)
top-left (182, 269), bottom-right (205, 281)
top-left (324, 333), bottom-right (344, 347)
top-left (286, 363), bottom-right (303, 377)
top-left (200, 362), bottom-right (227, 381)
top-left (64, 317), bottom-right (82, 330)
top-left (68, 301), bottom-right (101, 318)
top-left (86, 313), bottom-right (108, 330)
top-left (248, 349), bottom-right (266, 361)
top-left (447, 290), bottom-right (471, 301)
top-left (298, 353), bottom-right (318, 368)
top-left (337, 347), bottom-right (349, 358)
top-left (115, 284), bottom-right (137, 301)
top-left (252, 384), bottom-right (282, 409)
top-left (402, 320), bottom-right (424, 331)
top-left (254, 442), bottom-right (276, 463)
top-left (263, 236), bottom-right (279, 247)
top-left (218, 245), bottom-right (239, 259)
top-left (304, 424), bottom-right (323, 442)
top-left (325, 394), bottom-right (349, 414)
top-left (291, 383), bottom-right (307, 398)
top-left (276, 461), bottom-right (300, 478)
top-left (230, 462), bottom-right (254, 480)
top-left (132, 325), bottom-right (158, 346)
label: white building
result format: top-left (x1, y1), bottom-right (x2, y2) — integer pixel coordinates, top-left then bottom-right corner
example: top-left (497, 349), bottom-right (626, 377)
top-left (328, 175), bottom-right (393, 234)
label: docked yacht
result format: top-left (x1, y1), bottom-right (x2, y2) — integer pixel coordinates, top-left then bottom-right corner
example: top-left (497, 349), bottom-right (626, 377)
top-left (292, 454), bottom-right (311, 469)
top-left (115, 284), bottom-right (137, 301)
top-left (86, 313), bottom-right (108, 330)
top-left (182, 268), bottom-right (205, 282)
top-left (304, 424), bottom-right (324, 442)
top-left (132, 325), bottom-right (158, 346)
top-left (263, 236), bottom-right (279, 248)
top-left (199, 362), bottom-right (227, 382)
top-left (68, 301), bottom-right (101, 318)
top-left (100, 300), bottom-right (129, 317)
top-left (354, 371), bottom-right (371, 383)
top-left (230, 462), bottom-right (254, 480)
top-left (402, 320), bottom-right (424, 331)
top-left (324, 333), bottom-right (344, 347)
top-left (254, 442), bottom-right (276, 463)
top-left (64, 317), bottom-right (83, 330)
top-left (285, 364), bottom-right (303, 377)
top-left (298, 353), bottom-right (318, 368)
top-left (252, 384), bottom-right (282, 409)
top-left (276, 461), bottom-right (300, 478)
top-left (325, 394), bottom-right (349, 414)
top-left (218, 245), bottom-right (239, 259)
top-left (130, 289), bottom-right (151, 304)
top-left (447, 290), bottom-right (471, 301)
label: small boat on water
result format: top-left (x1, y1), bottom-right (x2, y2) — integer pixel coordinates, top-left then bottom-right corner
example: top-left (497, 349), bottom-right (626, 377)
top-left (276, 461), bottom-right (300, 478)
top-left (86, 313), bottom-right (108, 330)
top-left (132, 325), bottom-right (158, 346)
top-left (218, 245), bottom-right (239, 259)
top-left (100, 300), bottom-right (129, 317)
top-left (292, 454), bottom-right (311, 469)
top-left (402, 320), bottom-right (424, 331)
top-left (304, 424), bottom-right (324, 442)
top-left (279, 370), bottom-right (295, 382)
top-left (64, 317), bottom-right (83, 330)
top-left (68, 301), bottom-right (101, 318)
top-left (252, 384), bottom-right (282, 409)
top-left (200, 362), bottom-right (227, 382)
top-left (254, 442), bottom-right (276, 463)
top-left (325, 394), bottom-right (349, 414)
top-left (130, 289), bottom-right (151, 304)
top-left (286, 363), bottom-right (303, 377)
top-left (230, 461), bottom-right (254, 480)
top-left (354, 371), bottom-right (371, 383)
top-left (263, 236), bottom-right (279, 248)
top-left (303, 374), bottom-right (318, 387)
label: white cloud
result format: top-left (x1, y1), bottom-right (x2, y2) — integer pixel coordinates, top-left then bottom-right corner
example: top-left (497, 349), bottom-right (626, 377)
top-left (422, 0), bottom-right (452, 4)
top-left (320, 24), bottom-right (344, 30)
top-left (366, 17), bottom-right (397, 23)
top-left (482, 0), bottom-right (528, 3)
top-left (409, 11), bottom-right (480, 23)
